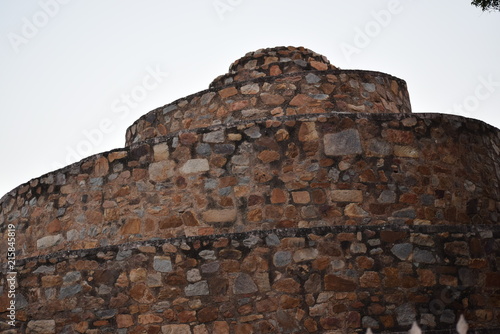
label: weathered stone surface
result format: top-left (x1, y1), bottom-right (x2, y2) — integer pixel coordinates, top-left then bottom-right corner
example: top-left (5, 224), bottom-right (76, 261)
top-left (180, 159), bottom-right (210, 174)
top-left (234, 273), bottom-right (258, 295)
top-left (332, 190), bottom-right (363, 202)
top-left (203, 130), bottom-right (225, 143)
top-left (162, 324), bottom-right (191, 334)
top-left (324, 275), bottom-right (356, 291)
top-left (27, 320), bottom-right (56, 334)
top-left (149, 160), bottom-right (175, 182)
top-left (3, 47), bottom-right (499, 334)
top-left (153, 256), bottom-right (173, 272)
top-left (202, 209), bottom-right (237, 223)
top-left (185, 281), bottom-right (210, 296)
top-left (258, 150), bottom-right (280, 163)
top-left (391, 243), bottom-right (413, 260)
top-left (394, 145), bottom-right (419, 158)
top-left (37, 234), bottom-right (63, 249)
top-left (293, 248), bottom-right (318, 262)
top-left (324, 129), bottom-right (363, 156)
top-left (413, 248), bottom-right (436, 264)
top-left (292, 191), bottom-right (310, 204)
top-left (345, 203), bottom-right (369, 217)
top-left (395, 303), bottom-right (416, 326)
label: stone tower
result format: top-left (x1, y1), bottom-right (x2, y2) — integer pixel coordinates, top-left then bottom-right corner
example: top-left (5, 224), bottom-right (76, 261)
top-left (1, 46), bottom-right (499, 333)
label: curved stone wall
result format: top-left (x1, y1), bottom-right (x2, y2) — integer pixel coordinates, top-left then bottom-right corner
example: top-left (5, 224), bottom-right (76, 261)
top-left (210, 46), bottom-right (338, 88)
top-left (1, 113), bottom-right (499, 260)
top-left (1, 46), bottom-right (499, 333)
top-left (126, 70), bottom-right (411, 146)
top-left (2, 224), bottom-right (499, 333)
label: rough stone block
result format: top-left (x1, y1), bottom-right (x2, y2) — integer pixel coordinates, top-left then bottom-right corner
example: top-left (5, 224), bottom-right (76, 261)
top-left (27, 320), bottom-right (56, 334)
top-left (162, 324), bottom-right (191, 334)
top-left (323, 129), bottom-right (363, 156)
top-left (185, 281), bottom-right (210, 296)
top-left (36, 234), bottom-right (63, 250)
top-left (153, 256), bottom-right (173, 272)
top-left (202, 209), bottom-right (237, 223)
top-left (180, 159), bottom-right (210, 174)
top-left (332, 190), bottom-right (363, 202)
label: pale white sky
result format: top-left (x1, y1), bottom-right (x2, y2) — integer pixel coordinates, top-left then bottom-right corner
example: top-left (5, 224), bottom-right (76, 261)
top-left (1, 0), bottom-right (499, 197)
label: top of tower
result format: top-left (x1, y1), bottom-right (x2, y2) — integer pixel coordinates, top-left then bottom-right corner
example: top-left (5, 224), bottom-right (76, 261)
top-left (125, 46), bottom-right (412, 145)
top-left (210, 46), bottom-right (338, 88)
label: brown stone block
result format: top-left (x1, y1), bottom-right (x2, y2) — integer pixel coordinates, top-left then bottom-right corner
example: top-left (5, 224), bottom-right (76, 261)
top-left (383, 267), bottom-right (400, 288)
top-left (229, 100), bottom-right (250, 112)
top-left (41, 275), bottom-right (62, 287)
top-left (400, 193), bottom-right (418, 204)
top-left (265, 205), bottom-right (283, 219)
top-left (129, 283), bottom-right (155, 303)
top-left (312, 256), bottom-right (331, 271)
top-left (220, 259), bottom-right (240, 272)
top-left (93, 157), bottom-right (109, 177)
top-left (138, 314), bottom-right (163, 324)
top-left (271, 188), bottom-right (287, 203)
top-left (319, 316), bottom-right (341, 330)
top-left (237, 303), bottom-right (253, 315)
top-left (383, 129), bottom-right (414, 144)
top-left (47, 218), bottom-right (62, 233)
top-left (292, 191), bottom-right (310, 204)
top-left (417, 269), bottom-right (436, 287)
top-left (247, 208), bottom-right (262, 222)
top-left (233, 323), bottom-right (253, 334)
top-left (122, 218), bottom-right (141, 234)
top-left (177, 310), bottom-right (196, 323)
top-left (356, 256), bottom-right (375, 270)
top-left (485, 273), bottom-right (500, 288)
top-left (202, 209), bottom-right (237, 223)
top-left (261, 93), bottom-right (286, 105)
top-left (248, 195), bottom-right (264, 206)
top-left (197, 307), bottom-right (219, 323)
top-left (93, 320), bottom-right (110, 327)
top-left (380, 315), bottom-right (395, 328)
top-left (218, 87), bottom-right (238, 98)
top-left (324, 275), bottom-right (356, 291)
top-left (368, 303), bottom-right (386, 315)
top-left (331, 190), bottom-right (363, 202)
top-left (380, 231), bottom-right (408, 243)
top-left (255, 320), bottom-right (276, 333)
top-left (279, 295), bottom-right (301, 309)
top-left (273, 278), bottom-right (301, 294)
top-left (469, 237), bottom-right (483, 258)
top-left (360, 271), bottom-right (381, 288)
top-left (311, 189), bottom-right (326, 204)
top-left (256, 297), bottom-right (278, 313)
top-left (258, 150), bottom-right (280, 163)
top-left (298, 122), bottom-right (319, 142)
top-left (370, 203), bottom-right (387, 215)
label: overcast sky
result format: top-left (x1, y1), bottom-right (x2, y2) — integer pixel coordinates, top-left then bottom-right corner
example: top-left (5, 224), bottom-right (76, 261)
top-left (1, 0), bottom-right (499, 197)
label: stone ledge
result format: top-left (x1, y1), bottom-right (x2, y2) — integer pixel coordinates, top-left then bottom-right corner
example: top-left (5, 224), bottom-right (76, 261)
top-left (5, 223), bottom-right (500, 267)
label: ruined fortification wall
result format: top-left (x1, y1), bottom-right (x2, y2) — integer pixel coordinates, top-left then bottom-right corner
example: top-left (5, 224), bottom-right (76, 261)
top-left (1, 113), bottom-right (499, 259)
top-left (2, 225), bottom-right (500, 333)
top-left (1, 46), bottom-right (499, 333)
top-left (125, 70), bottom-right (411, 146)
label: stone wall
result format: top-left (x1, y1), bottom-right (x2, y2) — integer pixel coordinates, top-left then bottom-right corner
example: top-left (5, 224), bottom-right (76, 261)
top-left (1, 224), bottom-right (499, 333)
top-left (1, 46), bottom-right (499, 333)
top-left (125, 70), bottom-right (411, 146)
top-left (1, 113), bottom-right (499, 260)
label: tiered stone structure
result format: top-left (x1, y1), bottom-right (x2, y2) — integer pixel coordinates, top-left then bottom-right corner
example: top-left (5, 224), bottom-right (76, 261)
top-left (1, 46), bottom-right (499, 333)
